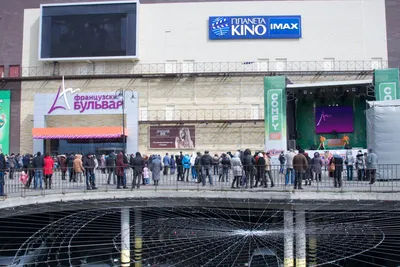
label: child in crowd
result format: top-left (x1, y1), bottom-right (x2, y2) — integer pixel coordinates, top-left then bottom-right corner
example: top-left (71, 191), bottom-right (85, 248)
top-left (143, 164), bottom-right (150, 185)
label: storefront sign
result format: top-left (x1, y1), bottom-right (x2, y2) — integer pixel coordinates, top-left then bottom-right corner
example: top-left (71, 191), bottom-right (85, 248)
top-left (47, 77), bottom-right (124, 114)
top-left (374, 68), bottom-right (399, 101)
top-left (72, 95), bottom-right (123, 113)
top-left (209, 15), bottom-right (301, 40)
top-left (149, 126), bottom-right (196, 149)
top-left (264, 76), bottom-right (287, 153)
top-left (0, 90), bottom-right (10, 154)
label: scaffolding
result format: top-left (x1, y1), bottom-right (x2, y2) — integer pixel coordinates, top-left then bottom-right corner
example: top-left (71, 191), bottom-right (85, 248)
top-left (0, 60), bottom-right (388, 80)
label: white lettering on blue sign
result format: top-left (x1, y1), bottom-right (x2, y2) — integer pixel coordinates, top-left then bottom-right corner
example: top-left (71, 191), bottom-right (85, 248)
top-left (270, 23), bottom-right (299, 30)
top-left (209, 15), bottom-right (302, 40)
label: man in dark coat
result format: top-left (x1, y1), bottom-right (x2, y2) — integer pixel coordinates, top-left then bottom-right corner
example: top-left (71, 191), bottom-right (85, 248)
top-left (200, 150), bottom-right (213, 186)
top-left (242, 149), bottom-right (256, 188)
top-left (130, 152), bottom-right (145, 189)
top-left (84, 153), bottom-right (97, 190)
top-left (293, 149), bottom-right (308, 190)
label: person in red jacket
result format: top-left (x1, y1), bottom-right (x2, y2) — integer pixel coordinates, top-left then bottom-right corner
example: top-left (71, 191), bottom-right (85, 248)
top-left (43, 153), bottom-right (54, 189)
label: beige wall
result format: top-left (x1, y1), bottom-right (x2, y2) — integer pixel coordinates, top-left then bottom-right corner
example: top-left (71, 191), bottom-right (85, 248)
top-left (20, 76), bottom-right (268, 153)
top-left (45, 115), bottom-right (123, 128)
top-left (20, 75), bottom-right (361, 154)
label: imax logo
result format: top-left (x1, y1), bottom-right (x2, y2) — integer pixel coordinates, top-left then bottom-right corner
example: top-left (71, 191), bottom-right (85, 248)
top-left (270, 23), bottom-right (299, 30)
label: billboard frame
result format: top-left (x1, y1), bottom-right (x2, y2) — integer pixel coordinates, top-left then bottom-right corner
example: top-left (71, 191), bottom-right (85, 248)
top-left (148, 125), bottom-right (196, 150)
top-left (38, 0), bottom-right (140, 62)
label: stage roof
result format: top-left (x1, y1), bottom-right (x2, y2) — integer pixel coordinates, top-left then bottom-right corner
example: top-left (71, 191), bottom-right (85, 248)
top-left (287, 80), bottom-right (372, 89)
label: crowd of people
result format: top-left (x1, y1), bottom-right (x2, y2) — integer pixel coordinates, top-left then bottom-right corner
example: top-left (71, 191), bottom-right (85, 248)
top-left (0, 148), bottom-right (379, 196)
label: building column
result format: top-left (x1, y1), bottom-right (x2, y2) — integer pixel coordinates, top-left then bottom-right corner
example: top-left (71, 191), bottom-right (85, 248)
top-left (284, 210), bottom-right (294, 267)
top-left (295, 210), bottom-right (306, 267)
top-left (134, 208), bottom-right (143, 267)
top-left (121, 208), bottom-right (131, 267)
top-left (308, 221), bottom-right (317, 267)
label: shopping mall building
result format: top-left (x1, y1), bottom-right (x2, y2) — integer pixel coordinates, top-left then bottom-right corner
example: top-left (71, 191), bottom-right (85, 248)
top-left (0, 0), bottom-right (398, 155)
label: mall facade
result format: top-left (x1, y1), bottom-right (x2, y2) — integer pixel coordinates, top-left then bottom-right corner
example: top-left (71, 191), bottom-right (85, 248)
top-left (0, 0), bottom-right (394, 155)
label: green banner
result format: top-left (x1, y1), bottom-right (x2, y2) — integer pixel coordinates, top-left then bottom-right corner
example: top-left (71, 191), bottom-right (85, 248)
top-left (0, 90), bottom-right (10, 154)
top-left (374, 68), bottom-right (399, 101)
top-left (264, 76), bottom-right (287, 153)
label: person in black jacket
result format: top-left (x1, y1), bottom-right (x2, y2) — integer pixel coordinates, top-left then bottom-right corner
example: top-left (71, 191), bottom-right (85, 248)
top-left (255, 153), bottom-right (266, 188)
top-left (106, 152), bottom-right (117, 184)
top-left (66, 153), bottom-right (75, 182)
top-left (176, 155), bottom-right (183, 181)
top-left (26, 155), bottom-right (35, 188)
top-left (84, 153), bottom-right (97, 190)
top-left (242, 149), bottom-right (256, 188)
top-left (33, 152), bottom-right (44, 189)
top-left (130, 152), bottom-right (145, 189)
top-left (200, 150), bottom-right (213, 186)
top-left (0, 153), bottom-right (6, 196)
top-left (220, 153), bottom-right (231, 182)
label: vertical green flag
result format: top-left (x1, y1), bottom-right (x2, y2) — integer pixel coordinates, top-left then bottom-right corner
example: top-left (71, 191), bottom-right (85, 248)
top-left (0, 90), bottom-right (10, 154)
top-left (264, 76), bottom-right (287, 153)
top-left (374, 68), bottom-right (399, 101)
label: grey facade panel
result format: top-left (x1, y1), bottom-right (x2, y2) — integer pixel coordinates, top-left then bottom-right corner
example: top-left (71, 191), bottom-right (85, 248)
top-left (385, 0), bottom-right (400, 68)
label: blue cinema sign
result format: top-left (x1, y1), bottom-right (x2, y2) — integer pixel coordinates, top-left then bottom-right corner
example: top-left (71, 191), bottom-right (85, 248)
top-left (209, 16), bottom-right (302, 40)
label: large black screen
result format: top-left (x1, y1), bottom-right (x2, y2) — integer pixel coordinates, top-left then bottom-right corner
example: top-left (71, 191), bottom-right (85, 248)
top-left (40, 2), bottom-right (137, 60)
top-left (51, 14), bottom-right (127, 58)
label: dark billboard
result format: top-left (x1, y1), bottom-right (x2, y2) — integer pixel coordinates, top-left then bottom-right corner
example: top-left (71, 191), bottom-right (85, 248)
top-left (40, 2), bottom-right (138, 60)
top-left (149, 126), bottom-right (196, 149)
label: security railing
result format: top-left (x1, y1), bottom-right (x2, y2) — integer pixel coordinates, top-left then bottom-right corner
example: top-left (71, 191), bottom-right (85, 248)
top-left (2, 60), bottom-right (388, 79)
top-left (0, 164), bottom-right (399, 199)
top-left (140, 108), bottom-right (265, 122)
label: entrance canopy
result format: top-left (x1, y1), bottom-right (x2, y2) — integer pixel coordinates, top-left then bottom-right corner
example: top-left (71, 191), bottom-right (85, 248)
top-left (32, 127), bottom-right (127, 139)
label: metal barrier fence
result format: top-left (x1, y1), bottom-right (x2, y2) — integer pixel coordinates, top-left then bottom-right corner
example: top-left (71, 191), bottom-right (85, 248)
top-left (1, 164), bottom-right (400, 199)
top-left (2, 60), bottom-right (388, 78)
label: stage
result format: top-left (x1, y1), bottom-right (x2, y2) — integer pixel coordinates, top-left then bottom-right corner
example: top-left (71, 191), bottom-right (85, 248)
top-left (285, 80), bottom-right (373, 151)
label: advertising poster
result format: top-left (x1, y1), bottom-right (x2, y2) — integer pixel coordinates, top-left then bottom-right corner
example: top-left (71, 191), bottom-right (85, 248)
top-left (374, 68), bottom-right (399, 101)
top-left (264, 76), bottom-right (287, 158)
top-left (150, 126), bottom-right (195, 149)
top-left (0, 90), bottom-right (10, 154)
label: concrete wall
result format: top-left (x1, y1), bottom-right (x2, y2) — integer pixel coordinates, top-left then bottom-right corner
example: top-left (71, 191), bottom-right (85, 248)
top-left (21, 0), bottom-right (387, 67)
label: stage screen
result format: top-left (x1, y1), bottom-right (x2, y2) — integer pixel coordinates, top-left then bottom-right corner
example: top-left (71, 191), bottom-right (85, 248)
top-left (40, 2), bottom-right (137, 60)
top-left (315, 106), bottom-right (354, 134)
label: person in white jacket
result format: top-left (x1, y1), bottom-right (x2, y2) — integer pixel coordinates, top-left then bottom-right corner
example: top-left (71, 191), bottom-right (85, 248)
top-left (285, 149), bottom-right (296, 185)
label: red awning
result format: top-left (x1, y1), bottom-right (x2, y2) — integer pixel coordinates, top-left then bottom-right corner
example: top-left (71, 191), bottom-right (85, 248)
top-left (32, 127), bottom-right (127, 139)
